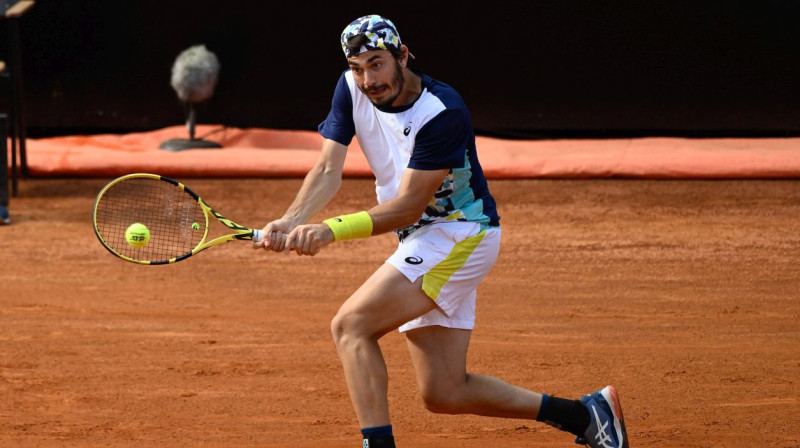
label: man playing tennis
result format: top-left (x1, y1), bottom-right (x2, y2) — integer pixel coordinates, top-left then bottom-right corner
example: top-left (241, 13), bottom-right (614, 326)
top-left (255, 14), bottom-right (629, 448)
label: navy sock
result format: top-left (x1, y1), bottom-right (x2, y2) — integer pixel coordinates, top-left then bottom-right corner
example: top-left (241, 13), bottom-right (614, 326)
top-left (536, 394), bottom-right (590, 437)
top-left (361, 425), bottom-right (395, 448)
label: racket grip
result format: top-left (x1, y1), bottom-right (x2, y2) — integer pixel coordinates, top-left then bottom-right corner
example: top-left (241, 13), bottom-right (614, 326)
top-left (252, 229), bottom-right (264, 243)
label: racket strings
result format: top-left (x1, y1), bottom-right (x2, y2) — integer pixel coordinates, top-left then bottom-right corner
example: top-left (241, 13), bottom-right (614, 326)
top-left (94, 178), bottom-right (206, 262)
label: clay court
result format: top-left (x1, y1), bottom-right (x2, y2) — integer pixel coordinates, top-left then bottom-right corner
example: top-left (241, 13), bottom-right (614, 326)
top-left (2, 2), bottom-right (799, 446)
top-left (2, 173), bottom-right (798, 447)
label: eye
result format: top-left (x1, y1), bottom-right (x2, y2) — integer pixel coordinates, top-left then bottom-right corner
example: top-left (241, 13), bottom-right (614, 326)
top-left (351, 67), bottom-right (363, 75)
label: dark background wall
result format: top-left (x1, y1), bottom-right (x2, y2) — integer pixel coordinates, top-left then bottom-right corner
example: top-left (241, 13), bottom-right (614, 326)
top-left (3, 0), bottom-right (800, 139)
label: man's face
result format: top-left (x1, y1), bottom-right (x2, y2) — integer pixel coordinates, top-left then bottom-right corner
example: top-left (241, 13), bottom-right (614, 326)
top-left (347, 50), bottom-right (405, 108)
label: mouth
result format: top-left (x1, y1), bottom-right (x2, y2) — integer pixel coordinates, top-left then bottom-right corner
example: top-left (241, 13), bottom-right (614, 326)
top-left (366, 85), bottom-right (387, 97)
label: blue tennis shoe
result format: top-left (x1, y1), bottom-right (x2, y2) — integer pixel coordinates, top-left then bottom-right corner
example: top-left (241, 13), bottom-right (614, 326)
top-left (575, 386), bottom-right (629, 448)
top-left (0, 204), bottom-right (9, 224)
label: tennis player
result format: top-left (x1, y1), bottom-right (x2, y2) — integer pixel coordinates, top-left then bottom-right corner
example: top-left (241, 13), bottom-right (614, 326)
top-left (255, 14), bottom-right (629, 448)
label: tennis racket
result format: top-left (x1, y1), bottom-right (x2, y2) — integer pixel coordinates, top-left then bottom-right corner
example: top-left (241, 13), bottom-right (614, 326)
top-left (93, 173), bottom-right (263, 265)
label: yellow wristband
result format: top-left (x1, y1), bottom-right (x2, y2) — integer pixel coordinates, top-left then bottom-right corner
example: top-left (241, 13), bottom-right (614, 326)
top-left (323, 211), bottom-right (373, 241)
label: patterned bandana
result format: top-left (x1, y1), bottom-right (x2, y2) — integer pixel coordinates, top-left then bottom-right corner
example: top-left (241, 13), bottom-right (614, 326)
top-left (340, 15), bottom-right (410, 59)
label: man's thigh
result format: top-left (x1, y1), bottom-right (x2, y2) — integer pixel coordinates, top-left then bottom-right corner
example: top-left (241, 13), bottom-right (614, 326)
top-left (336, 263), bottom-right (438, 337)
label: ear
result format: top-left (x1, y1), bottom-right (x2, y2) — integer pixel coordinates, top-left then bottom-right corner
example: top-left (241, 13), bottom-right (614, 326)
top-left (399, 45), bottom-right (411, 67)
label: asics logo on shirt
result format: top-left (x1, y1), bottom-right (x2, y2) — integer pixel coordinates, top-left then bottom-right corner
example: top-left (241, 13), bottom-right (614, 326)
top-left (403, 122), bottom-right (412, 136)
top-left (404, 256), bottom-right (423, 265)
top-left (591, 405), bottom-right (614, 448)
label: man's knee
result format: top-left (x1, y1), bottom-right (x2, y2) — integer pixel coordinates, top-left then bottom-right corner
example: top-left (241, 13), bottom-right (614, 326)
top-left (418, 380), bottom-right (465, 415)
top-left (330, 309), bottom-right (374, 350)
top-left (330, 310), bottom-right (351, 348)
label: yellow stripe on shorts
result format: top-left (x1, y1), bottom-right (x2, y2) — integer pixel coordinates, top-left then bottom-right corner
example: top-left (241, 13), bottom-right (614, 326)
top-left (422, 229), bottom-right (487, 301)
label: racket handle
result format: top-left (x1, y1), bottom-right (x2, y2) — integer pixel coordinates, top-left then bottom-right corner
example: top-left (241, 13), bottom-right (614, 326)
top-left (253, 229), bottom-right (264, 242)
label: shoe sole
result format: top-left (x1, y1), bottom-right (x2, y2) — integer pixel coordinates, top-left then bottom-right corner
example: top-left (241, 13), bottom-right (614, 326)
top-left (601, 386), bottom-right (629, 448)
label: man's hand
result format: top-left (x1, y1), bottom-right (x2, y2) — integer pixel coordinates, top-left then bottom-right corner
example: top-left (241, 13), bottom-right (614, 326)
top-left (253, 218), bottom-right (297, 252)
top-left (284, 223), bottom-right (335, 256)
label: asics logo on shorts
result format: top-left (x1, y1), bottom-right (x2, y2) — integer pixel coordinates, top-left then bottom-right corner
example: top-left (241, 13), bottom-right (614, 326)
top-left (404, 256), bottom-right (423, 265)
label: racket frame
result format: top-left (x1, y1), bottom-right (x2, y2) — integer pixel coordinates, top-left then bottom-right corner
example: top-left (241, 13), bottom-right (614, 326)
top-left (93, 173), bottom-right (262, 265)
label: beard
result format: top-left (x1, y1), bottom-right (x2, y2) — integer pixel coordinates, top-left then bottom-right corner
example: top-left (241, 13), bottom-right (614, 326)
top-left (360, 59), bottom-right (405, 108)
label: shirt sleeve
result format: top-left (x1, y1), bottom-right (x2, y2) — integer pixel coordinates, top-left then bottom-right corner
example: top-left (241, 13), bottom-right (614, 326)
top-left (318, 71), bottom-right (356, 146)
top-left (408, 107), bottom-right (469, 170)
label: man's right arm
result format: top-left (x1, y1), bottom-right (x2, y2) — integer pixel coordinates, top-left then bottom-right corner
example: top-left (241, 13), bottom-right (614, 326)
top-left (257, 138), bottom-right (348, 251)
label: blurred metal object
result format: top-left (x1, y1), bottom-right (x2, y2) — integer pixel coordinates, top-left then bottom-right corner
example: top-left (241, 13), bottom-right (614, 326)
top-left (1, 0), bottom-right (34, 194)
top-left (160, 45), bottom-right (222, 151)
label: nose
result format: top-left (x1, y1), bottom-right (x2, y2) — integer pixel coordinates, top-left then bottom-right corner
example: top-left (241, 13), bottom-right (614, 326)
top-left (362, 70), bottom-right (376, 89)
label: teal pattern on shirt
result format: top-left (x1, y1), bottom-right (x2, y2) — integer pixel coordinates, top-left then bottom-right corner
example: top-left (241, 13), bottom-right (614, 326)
top-left (396, 156), bottom-right (493, 241)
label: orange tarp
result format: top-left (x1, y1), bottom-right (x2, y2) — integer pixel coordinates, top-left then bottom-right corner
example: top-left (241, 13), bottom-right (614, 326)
top-left (19, 125), bottom-right (800, 178)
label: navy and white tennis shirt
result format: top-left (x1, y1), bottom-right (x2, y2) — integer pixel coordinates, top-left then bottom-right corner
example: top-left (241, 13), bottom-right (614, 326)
top-left (319, 70), bottom-right (500, 240)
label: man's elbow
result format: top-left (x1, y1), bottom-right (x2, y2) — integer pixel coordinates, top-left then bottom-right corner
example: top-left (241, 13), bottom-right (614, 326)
top-left (397, 205), bottom-right (428, 228)
top-left (321, 165), bottom-right (343, 178)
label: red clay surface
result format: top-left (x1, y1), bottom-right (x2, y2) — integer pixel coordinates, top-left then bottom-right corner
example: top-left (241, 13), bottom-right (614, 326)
top-left (1, 177), bottom-right (799, 447)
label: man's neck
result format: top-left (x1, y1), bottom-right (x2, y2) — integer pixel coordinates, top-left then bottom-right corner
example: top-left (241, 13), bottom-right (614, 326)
top-left (394, 69), bottom-right (422, 107)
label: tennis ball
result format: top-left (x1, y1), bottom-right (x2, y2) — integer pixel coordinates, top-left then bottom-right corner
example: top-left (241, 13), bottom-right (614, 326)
top-left (191, 222), bottom-right (200, 230)
top-left (125, 223), bottom-right (151, 248)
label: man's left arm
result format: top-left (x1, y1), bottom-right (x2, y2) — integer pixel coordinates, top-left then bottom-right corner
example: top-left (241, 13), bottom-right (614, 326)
top-left (284, 167), bottom-right (448, 256)
top-left (366, 167), bottom-right (449, 234)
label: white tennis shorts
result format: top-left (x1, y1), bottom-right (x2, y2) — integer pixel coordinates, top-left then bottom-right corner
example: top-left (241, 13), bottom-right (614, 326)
top-left (386, 221), bottom-right (501, 333)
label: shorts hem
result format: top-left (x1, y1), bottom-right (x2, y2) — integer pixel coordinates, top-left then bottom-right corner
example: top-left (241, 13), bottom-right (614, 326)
top-left (398, 316), bottom-right (475, 333)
